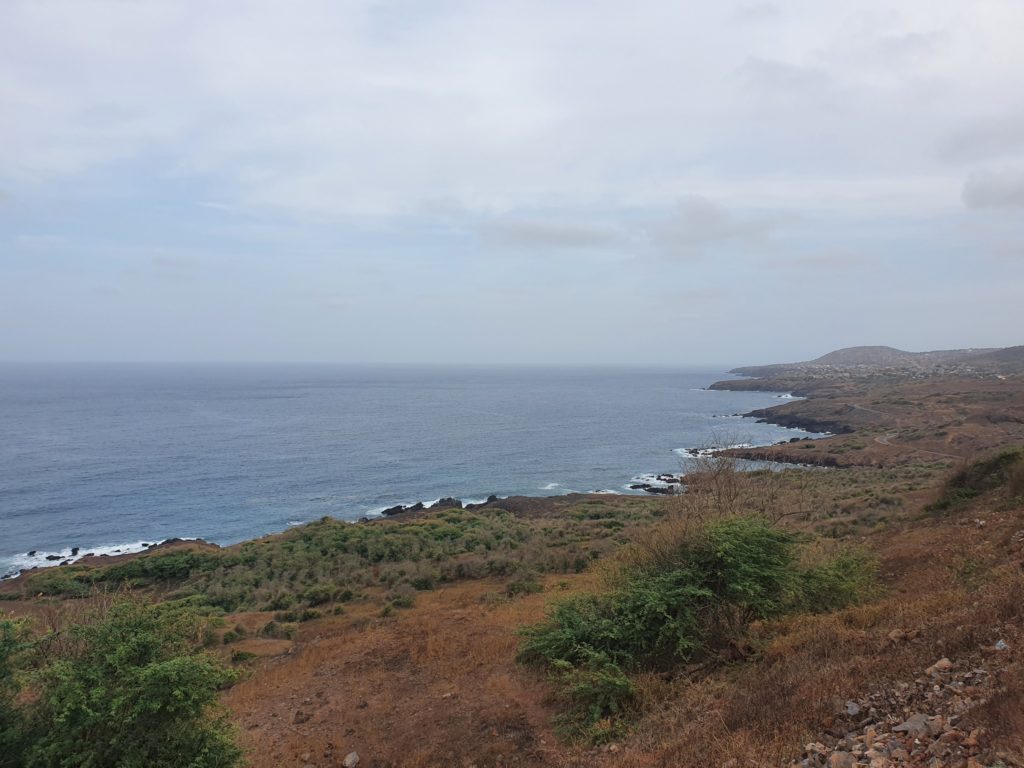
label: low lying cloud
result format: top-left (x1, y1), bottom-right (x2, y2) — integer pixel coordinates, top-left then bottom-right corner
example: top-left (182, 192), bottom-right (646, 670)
top-left (963, 169), bottom-right (1024, 210)
top-left (648, 197), bottom-right (778, 259)
top-left (940, 111), bottom-right (1024, 163)
top-left (477, 217), bottom-right (627, 251)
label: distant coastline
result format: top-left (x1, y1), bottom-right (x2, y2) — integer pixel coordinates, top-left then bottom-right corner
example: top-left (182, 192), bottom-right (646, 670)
top-left (0, 367), bottom-right (823, 581)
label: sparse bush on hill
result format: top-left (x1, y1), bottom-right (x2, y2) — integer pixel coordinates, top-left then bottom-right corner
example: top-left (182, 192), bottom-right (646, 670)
top-left (0, 619), bottom-right (29, 766)
top-left (17, 503), bottom-right (658, 613)
top-left (519, 514), bottom-right (877, 742)
top-left (926, 447), bottom-right (1024, 513)
top-left (0, 602), bottom-right (241, 768)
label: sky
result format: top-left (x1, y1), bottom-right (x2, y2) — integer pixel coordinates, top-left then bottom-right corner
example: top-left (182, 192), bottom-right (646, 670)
top-left (1, 0), bottom-right (1022, 367)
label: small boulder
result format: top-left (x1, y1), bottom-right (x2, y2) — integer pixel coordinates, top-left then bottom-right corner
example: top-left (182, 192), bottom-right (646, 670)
top-left (342, 752), bottom-right (359, 767)
top-left (293, 710), bottom-right (311, 724)
top-left (827, 752), bottom-right (856, 768)
top-left (893, 713), bottom-right (942, 739)
top-left (926, 657), bottom-right (953, 675)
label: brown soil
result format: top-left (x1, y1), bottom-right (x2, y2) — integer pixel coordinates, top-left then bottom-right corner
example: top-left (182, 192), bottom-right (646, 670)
top-left (6, 371), bottom-right (1024, 767)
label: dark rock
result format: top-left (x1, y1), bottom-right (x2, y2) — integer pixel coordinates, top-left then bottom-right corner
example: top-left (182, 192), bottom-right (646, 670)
top-left (71, 547), bottom-right (79, 556)
top-left (45, 554), bottom-right (61, 561)
top-left (407, 502), bottom-right (424, 512)
top-left (381, 505), bottom-right (406, 516)
top-left (628, 484), bottom-right (649, 490)
top-left (434, 497), bottom-right (463, 509)
top-left (645, 486), bottom-right (675, 495)
top-left (293, 710), bottom-right (311, 724)
top-left (27, 550), bottom-right (36, 557)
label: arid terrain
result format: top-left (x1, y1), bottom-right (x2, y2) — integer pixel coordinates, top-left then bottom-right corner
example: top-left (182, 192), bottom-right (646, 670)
top-left (4, 356), bottom-right (1024, 768)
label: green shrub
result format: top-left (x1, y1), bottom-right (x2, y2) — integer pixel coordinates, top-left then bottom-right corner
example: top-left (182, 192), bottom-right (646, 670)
top-left (14, 601), bottom-right (241, 768)
top-left (794, 549), bottom-right (879, 612)
top-left (521, 516), bottom-right (799, 670)
top-left (410, 576), bottom-right (435, 591)
top-left (550, 649), bottom-right (635, 744)
top-left (302, 584), bottom-right (335, 606)
top-left (0, 619), bottom-right (28, 765)
top-left (20, 570), bottom-right (92, 599)
top-left (92, 550), bottom-right (222, 585)
top-left (505, 575), bottom-right (543, 598)
top-left (520, 515), bottom-right (876, 743)
top-left (390, 594), bottom-right (415, 609)
top-left (258, 620), bottom-right (296, 640)
top-left (927, 448), bottom-right (1024, 513)
top-left (221, 630), bottom-right (241, 645)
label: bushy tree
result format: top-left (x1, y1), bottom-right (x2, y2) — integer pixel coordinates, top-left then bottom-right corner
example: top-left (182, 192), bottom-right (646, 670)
top-left (16, 602), bottom-right (242, 768)
top-left (0, 619), bottom-right (28, 767)
top-left (520, 515), bottom-right (877, 741)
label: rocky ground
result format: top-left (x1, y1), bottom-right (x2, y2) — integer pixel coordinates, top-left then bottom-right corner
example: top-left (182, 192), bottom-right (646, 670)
top-left (790, 647), bottom-right (1017, 768)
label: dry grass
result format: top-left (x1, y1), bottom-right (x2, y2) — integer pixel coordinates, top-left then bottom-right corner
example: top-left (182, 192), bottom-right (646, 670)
top-left (212, 453), bottom-right (1024, 767)
top-left (7, 378), bottom-right (1024, 767)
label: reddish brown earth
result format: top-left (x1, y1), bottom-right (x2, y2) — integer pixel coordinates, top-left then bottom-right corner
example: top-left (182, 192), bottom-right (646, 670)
top-left (5, 371), bottom-right (1024, 767)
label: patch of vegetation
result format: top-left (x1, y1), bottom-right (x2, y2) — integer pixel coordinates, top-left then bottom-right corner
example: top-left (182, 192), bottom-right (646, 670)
top-left (519, 515), bottom-right (876, 742)
top-left (16, 503), bottom-right (659, 614)
top-left (0, 601), bottom-right (241, 768)
top-left (926, 447), bottom-right (1024, 513)
top-left (549, 649), bottom-right (635, 744)
top-left (505, 574), bottom-right (543, 598)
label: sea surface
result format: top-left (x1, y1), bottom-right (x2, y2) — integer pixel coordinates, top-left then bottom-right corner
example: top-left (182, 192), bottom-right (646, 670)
top-left (0, 364), bottom-right (819, 577)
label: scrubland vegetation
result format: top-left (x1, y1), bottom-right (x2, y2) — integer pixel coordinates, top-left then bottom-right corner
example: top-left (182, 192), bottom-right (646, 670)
top-left (0, 600), bottom-right (240, 767)
top-left (2, 423), bottom-right (1024, 766)
top-left (519, 463), bottom-right (880, 743)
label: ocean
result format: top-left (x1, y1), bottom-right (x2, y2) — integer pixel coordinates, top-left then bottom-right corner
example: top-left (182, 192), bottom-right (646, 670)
top-left (0, 364), bottom-right (818, 578)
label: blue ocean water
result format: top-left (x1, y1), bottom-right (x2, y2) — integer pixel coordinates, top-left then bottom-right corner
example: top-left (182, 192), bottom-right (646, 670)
top-left (0, 365), bottom-right (816, 577)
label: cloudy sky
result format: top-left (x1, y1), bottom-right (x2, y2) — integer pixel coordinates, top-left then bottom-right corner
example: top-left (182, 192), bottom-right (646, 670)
top-left (1, 0), bottom-right (1022, 366)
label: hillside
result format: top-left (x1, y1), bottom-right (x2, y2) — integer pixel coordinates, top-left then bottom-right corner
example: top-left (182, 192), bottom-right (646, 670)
top-left (3, 370), bottom-right (1024, 767)
top-left (730, 345), bottom-right (1003, 378)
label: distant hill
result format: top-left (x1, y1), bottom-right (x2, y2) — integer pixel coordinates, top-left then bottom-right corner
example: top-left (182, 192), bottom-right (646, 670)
top-left (731, 345), bottom-right (1010, 377)
top-left (959, 345), bottom-right (1024, 364)
top-left (810, 346), bottom-right (917, 366)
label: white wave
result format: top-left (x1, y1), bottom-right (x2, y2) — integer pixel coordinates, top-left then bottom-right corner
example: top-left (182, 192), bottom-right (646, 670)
top-left (674, 443), bottom-right (754, 459)
top-left (0, 539), bottom-right (176, 580)
top-left (540, 482), bottom-right (560, 490)
top-left (463, 495), bottom-right (508, 506)
top-left (590, 489), bottom-right (620, 495)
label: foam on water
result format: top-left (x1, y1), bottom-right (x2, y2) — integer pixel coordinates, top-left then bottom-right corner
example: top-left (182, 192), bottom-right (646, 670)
top-left (2, 540), bottom-right (168, 580)
top-left (0, 365), bottom-right (827, 580)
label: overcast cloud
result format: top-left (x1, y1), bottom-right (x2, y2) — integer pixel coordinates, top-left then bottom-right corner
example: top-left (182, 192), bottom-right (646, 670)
top-left (1, 0), bottom-right (1022, 366)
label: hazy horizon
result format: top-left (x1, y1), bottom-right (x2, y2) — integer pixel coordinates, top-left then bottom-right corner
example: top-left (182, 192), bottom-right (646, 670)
top-left (2, 1), bottom-right (1022, 366)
